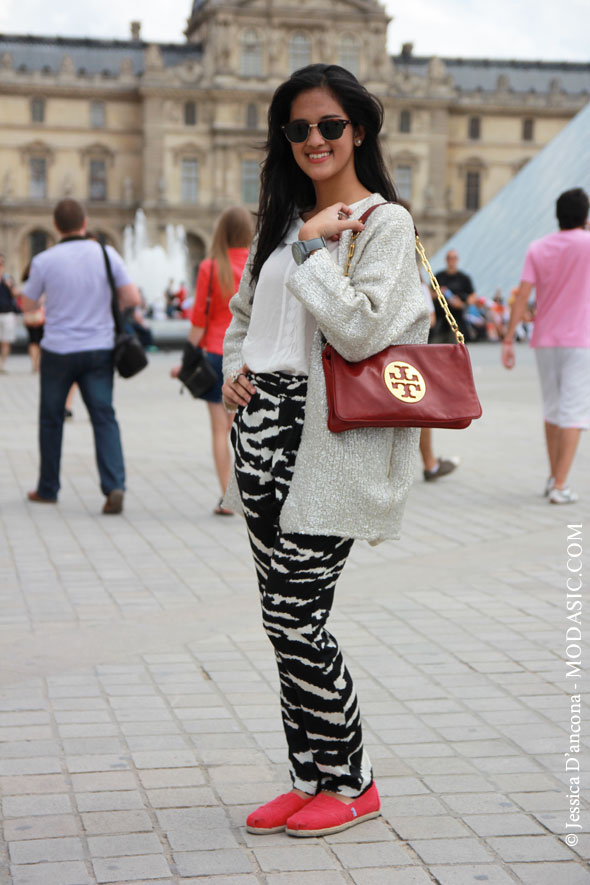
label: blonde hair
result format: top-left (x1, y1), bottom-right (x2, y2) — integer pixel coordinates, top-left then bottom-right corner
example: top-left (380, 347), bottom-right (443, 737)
top-left (210, 207), bottom-right (254, 298)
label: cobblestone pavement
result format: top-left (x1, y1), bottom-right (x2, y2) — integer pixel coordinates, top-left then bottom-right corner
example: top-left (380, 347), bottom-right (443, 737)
top-left (1, 345), bottom-right (588, 885)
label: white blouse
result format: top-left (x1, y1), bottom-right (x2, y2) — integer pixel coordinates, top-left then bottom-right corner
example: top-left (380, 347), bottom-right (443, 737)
top-left (242, 216), bottom-right (338, 376)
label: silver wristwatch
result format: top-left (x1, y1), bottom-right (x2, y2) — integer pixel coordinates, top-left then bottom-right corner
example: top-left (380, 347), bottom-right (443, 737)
top-left (292, 237), bottom-right (326, 266)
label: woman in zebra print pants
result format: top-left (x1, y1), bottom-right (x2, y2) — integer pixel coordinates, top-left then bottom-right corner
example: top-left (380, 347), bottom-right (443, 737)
top-left (222, 64), bottom-right (429, 838)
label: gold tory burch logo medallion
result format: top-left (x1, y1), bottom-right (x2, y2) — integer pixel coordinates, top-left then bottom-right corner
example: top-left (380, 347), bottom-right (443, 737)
top-left (384, 361), bottom-right (426, 402)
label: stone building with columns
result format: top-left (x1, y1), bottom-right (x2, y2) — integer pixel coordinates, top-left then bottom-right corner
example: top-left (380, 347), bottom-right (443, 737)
top-left (0, 0), bottom-right (589, 286)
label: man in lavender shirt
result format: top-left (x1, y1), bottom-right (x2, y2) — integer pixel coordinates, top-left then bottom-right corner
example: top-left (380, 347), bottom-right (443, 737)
top-left (21, 199), bottom-right (140, 513)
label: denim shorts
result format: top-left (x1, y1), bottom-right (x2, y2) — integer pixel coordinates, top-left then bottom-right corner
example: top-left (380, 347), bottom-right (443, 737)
top-left (201, 351), bottom-right (224, 403)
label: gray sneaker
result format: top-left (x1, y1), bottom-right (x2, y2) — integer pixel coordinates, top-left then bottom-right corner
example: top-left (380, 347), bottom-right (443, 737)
top-left (543, 476), bottom-right (555, 497)
top-left (424, 456), bottom-right (460, 482)
top-left (549, 487), bottom-right (578, 505)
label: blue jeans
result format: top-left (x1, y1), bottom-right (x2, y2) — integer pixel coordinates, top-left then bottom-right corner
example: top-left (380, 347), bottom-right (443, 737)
top-left (37, 348), bottom-right (125, 500)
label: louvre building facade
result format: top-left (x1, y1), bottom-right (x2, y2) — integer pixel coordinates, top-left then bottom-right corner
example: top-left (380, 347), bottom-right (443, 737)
top-left (1, 0), bottom-right (589, 279)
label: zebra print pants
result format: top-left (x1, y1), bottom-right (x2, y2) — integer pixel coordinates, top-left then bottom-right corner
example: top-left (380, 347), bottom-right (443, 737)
top-left (232, 371), bottom-right (372, 797)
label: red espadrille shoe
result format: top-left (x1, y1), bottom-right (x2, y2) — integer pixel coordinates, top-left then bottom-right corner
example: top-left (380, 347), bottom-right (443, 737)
top-left (246, 791), bottom-right (315, 834)
top-left (285, 782), bottom-right (381, 837)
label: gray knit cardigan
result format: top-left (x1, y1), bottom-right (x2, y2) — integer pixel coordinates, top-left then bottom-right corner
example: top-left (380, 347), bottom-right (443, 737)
top-left (222, 194), bottom-right (430, 543)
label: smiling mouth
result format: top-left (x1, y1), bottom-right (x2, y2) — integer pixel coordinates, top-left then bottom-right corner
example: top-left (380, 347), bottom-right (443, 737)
top-left (307, 151), bottom-right (331, 161)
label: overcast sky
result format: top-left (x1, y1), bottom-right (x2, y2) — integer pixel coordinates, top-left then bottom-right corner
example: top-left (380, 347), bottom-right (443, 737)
top-left (0, 0), bottom-right (589, 62)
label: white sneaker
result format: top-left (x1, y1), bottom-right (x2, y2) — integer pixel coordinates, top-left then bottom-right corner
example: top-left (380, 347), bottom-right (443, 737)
top-left (549, 487), bottom-right (578, 505)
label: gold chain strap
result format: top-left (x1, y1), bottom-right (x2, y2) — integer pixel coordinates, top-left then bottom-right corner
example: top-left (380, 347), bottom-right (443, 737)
top-left (344, 230), bottom-right (465, 346)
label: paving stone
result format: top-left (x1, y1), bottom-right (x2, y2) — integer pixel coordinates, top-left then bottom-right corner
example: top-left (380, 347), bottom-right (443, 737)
top-left (266, 874), bottom-right (348, 884)
top-left (510, 862), bottom-right (590, 884)
top-left (172, 849), bottom-right (255, 876)
top-left (429, 864), bottom-right (520, 884)
top-left (66, 754), bottom-right (131, 773)
top-left (441, 793), bottom-right (518, 815)
top-left (0, 774), bottom-right (69, 795)
top-left (87, 833), bottom-right (163, 857)
top-left (422, 774), bottom-right (495, 793)
top-left (331, 841), bottom-right (417, 868)
top-left (75, 791), bottom-right (145, 812)
top-left (351, 870), bottom-right (435, 885)
top-left (165, 826), bottom-right (239, 852)
top-left (71, 772), bottom-right (138, 792)
top-left (9, 836), bottom-right (84, 864)
top-left (252, 845), bottom-right (340, 872)
top-left (82, 810), bottom-right (153, 835)
top-left (387, 815), bottom-right (472, 840)
top-left (409, 837), bottom-right (494, 864)
top-left (464, 812), bottom-right (546, 836)
top-left (93, 854), bottom-right (172, 882)
top-left (3, 815), bottom-right (79, 841)
top-left (146, 786), bottom-right (217, 807)
top-left (3, 794), bottom-right (72, 818)
top-left (0, 757), bottom-right (61, 776)
top-left (131, 750), bottom-right (197, 769)
top-left (10, 860), bottom-right (94, 885)
top-left (487, 835), bottom-right (576, 861)
top-left (138, 768), bottom-right (206, 789)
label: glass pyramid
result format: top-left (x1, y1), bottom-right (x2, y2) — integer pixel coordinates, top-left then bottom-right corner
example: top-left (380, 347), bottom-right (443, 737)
top-left (428, 101), bottom-right (590, 298)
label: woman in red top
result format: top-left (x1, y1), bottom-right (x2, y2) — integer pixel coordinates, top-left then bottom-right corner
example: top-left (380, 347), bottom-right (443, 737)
top-left (177, 207), bottom-right (253, 513)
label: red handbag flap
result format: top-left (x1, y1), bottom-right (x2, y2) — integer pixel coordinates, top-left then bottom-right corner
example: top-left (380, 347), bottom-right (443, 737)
top-left (322, 342), bottom-right (482, 431)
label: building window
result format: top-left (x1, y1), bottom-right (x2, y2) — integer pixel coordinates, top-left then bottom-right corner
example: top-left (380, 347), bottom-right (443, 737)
top-left (465, 171), bottom-right (480, 210)
top-left (241, 29), bottom-right (262, 77)
top-left (399, 110), bottom-right (411, 134)
top-left (89, 159), bottom-right (107, 200)
top-left (90, 100), bottom-right (105, 128)
top-left (468, 116), bottom-right (481, 140)
top-left (242, 160), bottom-right (259, 204)
top-left (31, 97), bottom-right (45, 123)
top-left (29, 230), bottom-right (48, 258)
top-left (522, 118), bottom-right (534, 141)
top-left (181, 158), bottom-right (198, 203)
top-left (184, 101), bottom-right (197, 126)
top-left (246, 103), bottom-right (258, 129)
top-left (289, 33), bottom-right (311, 73)
top-left (395, 165), bottom-right (412, 202)
top-left (29, 157), bottom-right (47, 199)
top-left (338, 35), bottom-right (359, 77)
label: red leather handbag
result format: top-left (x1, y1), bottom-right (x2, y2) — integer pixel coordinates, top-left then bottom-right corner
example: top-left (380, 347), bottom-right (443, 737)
top-left (322, 204), bottom-right (483, 432)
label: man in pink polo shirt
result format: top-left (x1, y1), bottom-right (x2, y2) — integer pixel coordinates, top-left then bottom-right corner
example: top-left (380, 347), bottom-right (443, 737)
top-left (502, 188), bottom-right (590, 504)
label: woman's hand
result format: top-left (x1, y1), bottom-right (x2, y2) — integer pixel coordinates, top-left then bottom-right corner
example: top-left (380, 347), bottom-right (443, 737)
top-left (501, 339), bottom-right (515, 369)
top-left (222, 364), bottom-right (256, 411)
top-left (170, 365), bottom-right (181, 379)
top-left (299, 203), bottom-right (365, 243)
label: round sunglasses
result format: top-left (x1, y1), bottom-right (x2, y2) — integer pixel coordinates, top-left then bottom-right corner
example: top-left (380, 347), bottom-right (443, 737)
top-left (282, 118), bottom-right (352, 144)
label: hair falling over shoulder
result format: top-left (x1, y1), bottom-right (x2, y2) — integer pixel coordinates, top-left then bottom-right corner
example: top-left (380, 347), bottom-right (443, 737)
top-left (251, 63), bottom-right (398, 285)
top-left (210, 206), bottom-right (254, 297)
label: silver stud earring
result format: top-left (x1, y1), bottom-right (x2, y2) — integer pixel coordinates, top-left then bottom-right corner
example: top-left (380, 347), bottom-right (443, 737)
top-left (355, 139), bottom-right (362, 146)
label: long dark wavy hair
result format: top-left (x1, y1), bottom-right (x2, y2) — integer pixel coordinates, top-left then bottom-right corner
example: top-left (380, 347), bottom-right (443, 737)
top-left (251, 63), bottom-right (398, 285)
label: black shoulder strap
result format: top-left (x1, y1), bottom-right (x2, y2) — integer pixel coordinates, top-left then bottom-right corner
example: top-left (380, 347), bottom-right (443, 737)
top-left (100, 243), bottom-right (123, 336)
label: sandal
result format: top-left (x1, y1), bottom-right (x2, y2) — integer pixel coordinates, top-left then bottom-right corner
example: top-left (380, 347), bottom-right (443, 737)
top-left (214, 498), bottom-right (234, 516)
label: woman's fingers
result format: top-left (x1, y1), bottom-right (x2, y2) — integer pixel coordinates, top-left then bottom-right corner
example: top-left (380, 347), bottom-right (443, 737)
top-left (222, 367), bottom-right (256, 411)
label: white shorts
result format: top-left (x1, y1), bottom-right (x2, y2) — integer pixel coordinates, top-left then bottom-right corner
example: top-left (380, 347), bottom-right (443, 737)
top-left (534, 347), bottom-right (590, 430)
top-left (0, 312), bottom-right (16, 343)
